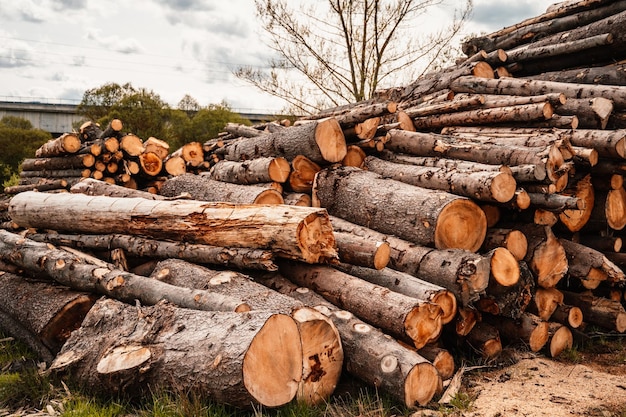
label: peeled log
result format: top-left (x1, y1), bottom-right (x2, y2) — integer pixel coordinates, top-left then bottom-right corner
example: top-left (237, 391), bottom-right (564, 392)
top-left (8, 191), bottom-right (337, 264)
top-left (278, 261), bottom-right (442, 349)
top-left (50, 298), bottom-right (303, 408)
top-left (313, 166), bottom-right (486, 252)
top-left (256, 273), bottom-right (441, 407)
top-left (160, 173), bottom-right (284, 205)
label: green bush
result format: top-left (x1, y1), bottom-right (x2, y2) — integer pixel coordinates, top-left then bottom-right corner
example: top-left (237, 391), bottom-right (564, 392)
top-left (0, 117), bottom-right (51, 185)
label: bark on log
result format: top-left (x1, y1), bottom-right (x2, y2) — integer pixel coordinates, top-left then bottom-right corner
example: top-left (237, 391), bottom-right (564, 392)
top-left (0, 230), bottom-right (250, 313)
top-left (69, 178), bottom-right (166, 200)
top-left (555, 97), bottom-right (614, 129)
top-left (209, 157), bottom-right (291, 184)
top-left (362, 156), bottom-right (516, 203)
top-left (99, 119), bottom-right (124, 140)
top-left (255, 272), bottom-right (441, 407)
top-left (26, 232), bottom-right (278, 271)
top-left (559, 238), bottom-right (625, 287)
top-left (278, 261), bottom-right (443, 349)
top-left (148, 259), bottom-right (343, 405)
top-left (465, 321), bottom-right (502, 359)
top-left (20, 168), bottom-right (90, 179)
top-left (476, 259), bottom-right (534, 319)
top-left (333, 264), bottom-right (457, 325)
top-left (568, 129), bottom-right (626, 159)
top-left (551, 303), bottom-right (584, 328)
top-left (546, 322), bottom-right (573, 358)
top-left (78, 120), bottom-right (102, 142)
top-left (506, 33), bottom-right (615, 65)
top-left (8, 191), bottom-right (338, 264)
top-left (483, 312), bottom-right (550, 352)
top-left (50, 298), bottom-right (304, 408)
top-left (482, 228), bottom-right (528, 261)
top-left (4, 179), bottom-right (70, 195)
top-left (21, 155), bottom-right (96, 171)
top-left (313, 166), bottom-right (487, 252)
top-left (220, 118), bottom-right (347, 164)
top-left (333, 232), bottom-right (390, 270)
top-left (416, 344), bottom-right (455, 380)
top-left (329, 216), bottom-right (490, 305)
top-left (526, 63), bottom-right (626, 85)
top-left (561, 290), bottom-right (626, 333)
top-left (0, 272), bottom-right (97, 354)
top-left (160, 173), bottom-right (284, 205)
top-left (35, 133), bottom-right (81, 157)
top-left (403, 95), bottom-right (485, 118)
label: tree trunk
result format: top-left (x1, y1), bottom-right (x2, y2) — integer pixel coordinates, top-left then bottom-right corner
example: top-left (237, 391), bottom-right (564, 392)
top-left (209, 157), bottom-right (291, 184)
top-left (148, 259), bottom-right (343, 406)
top-left (362, 156), bottom-right (516, 203)
top-left (527, 63), bottom-right (626, 85)
top-left (0, 230), bottom-right (250, 313)
top-left (283, 192), bottom-right (312, 206)
top-left (559, 238), bottom-right (625, 287)
top-left (0, 273), bottom-right (96, 355)
top-left (506, 33), bottom-right (615, 65)
top-left (569, 129), bottom-right (626, 159)
top-left (561, 290), bottom-right (626, 332)
top-left (50, 298), bottom-right (304, 408)
top-left (328, 216), bottom-right (490, 305)
top-left (255, 272), bottom-right (441, 407)
top-left (26, 232), bottom-right (278, 271)
top-left (288, 155), bottom-right (321, 193)
top-left (333, 264), bottom-right (457, 325)
top-left (221, 118), bottom-right (347, 164)
top-left (163, 155), bottom-right (187, 176)
top-left (277, 261), bottom-right (442, 349)
top-left (555, 97), bottom-right (614, 129)
top-left (160, 173), bottom-right (284, 205)
top-left (313, 166), bottom-right (487, 252)
top-left (403, 95), bottom-right (485, 118)
top-left (9, 191), bottom-right (338, 264)
top-left (35, 133), bottom-right (81, 157)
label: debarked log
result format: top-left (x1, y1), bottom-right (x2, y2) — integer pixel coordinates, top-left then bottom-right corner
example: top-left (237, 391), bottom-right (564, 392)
top-left (8, 191), bottom-right (338, 264)
top-left (50, 298), bottom-right (304, 408)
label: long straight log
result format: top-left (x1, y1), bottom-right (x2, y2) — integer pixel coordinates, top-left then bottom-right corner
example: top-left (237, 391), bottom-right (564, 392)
top-left (255, 272), bottom-right (441, 407)
top-left (35, 133), bottom-right (81, 157)
top-left (278, 261), bottom-right (443, 349)
top-left (209, 157), bottom-right (291, 184)
top-left (8, 191), bottom-right (338, 264)
top-left (21, 154), bottom-right (96, 171)
top-left (0, 230), bottom-right (249, 312)
top-left (559, 238), bottom-right (625, 287)
top-left (25, 232), bottom-right (277, 271)
top-left (50, 298), bottom-right (304, 408)
top-left (70, 178), bottom-right (166, 200)
top-left (526, 63), bottom-right (626, 85)
top-left (313, 166), bottom-right (487, 252)
top-left (561, 290), bottom-right (626, 333)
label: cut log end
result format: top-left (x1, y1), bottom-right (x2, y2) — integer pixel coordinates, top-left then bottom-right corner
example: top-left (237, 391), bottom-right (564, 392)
top-left (506, 230), bottom-right (528, 262)
top-left (491, 172), bottom-right (517, 203)
top-left (432, 290), bottom-right (458, 325)
top-left (268, 157), bottom-right (292, 183)
top-left (315, 118), bottom-right (347, 163)
top-left (404, 304), bottom-right (443, 349)
top-left (253, 189), bottom-right (284, 205)
top-left (373, 241), bottom-right (391, 270)
top-left (296, 213), bottom-right (338, 264)
top-left (404, 362), bottom-right (441, 407)
top-left (567, 307), bottom-right (584, 329)
top-left (243, 314), bottom-right (302, 408)
top-left (435, 199), bottom-right (487, 252)
top-left (490, 247), bottom-right (520, 287)
top-left (528, 321), bottom-right (550, 352)
top-left (549, 325), bottom-right (573, 358)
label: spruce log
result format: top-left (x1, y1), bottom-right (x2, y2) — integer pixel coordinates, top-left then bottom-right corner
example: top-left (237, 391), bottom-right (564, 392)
top-left (256, 272), bottom-right (441, 407)
top-left (209, 157), bottom-right (291, 184)
top-left (329, 216), bottom-right (490, 305)
top-left (561, 290), bottom-right (626, 333)
top-left (149, 259), bottom-right (343, 405)
top-left (362, 156), bottom-right (516, 203)
top-left (26, 232), bottom-right (278, 271)
top-left (35, 133), bottom-right (81, 157)
top-left (313, 166), bottom-right (486, 252)
top-left (4, 179), bottom-right (70, 194)
top-left (50, 298), bottom-right (304, 408)
top-left (221, 118), bottom-right (347, 164)
top-left (0, 272), bottom-right (96, 354)
top-left (278, 261), bottom-right (443, 349)
top-left (0, 230), bottom-right (250, 312)
top-left (333, 264), bottom-right (457, 325)
top-left (160, 173), bottom-right (284, 205)
top-left (8, 192), bottom-right (338, 264)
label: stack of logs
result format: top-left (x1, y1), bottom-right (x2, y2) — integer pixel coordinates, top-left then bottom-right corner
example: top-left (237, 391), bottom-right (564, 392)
top-left (2, 0), bottom-right (626, 411)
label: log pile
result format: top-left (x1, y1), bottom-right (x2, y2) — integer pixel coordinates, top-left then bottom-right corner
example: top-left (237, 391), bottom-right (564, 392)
top-left (2, 0), bottom-right (626, 411)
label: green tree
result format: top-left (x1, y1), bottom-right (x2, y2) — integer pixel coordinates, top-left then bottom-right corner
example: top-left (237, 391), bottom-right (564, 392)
top-left (237, 0), bottom-right (472, 114)
top-left (187, 104), bottom-right (251, 143)
top-left (0, 116), bottom-right (51, 186)
top-left (77, 82), bottom-right (137, 122)
top-left (108, 88), bottom-right (171, 141)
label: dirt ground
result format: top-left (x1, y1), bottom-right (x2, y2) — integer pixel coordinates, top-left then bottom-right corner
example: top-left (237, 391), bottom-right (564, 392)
top-left (432, 344), bottom-right (626, 417)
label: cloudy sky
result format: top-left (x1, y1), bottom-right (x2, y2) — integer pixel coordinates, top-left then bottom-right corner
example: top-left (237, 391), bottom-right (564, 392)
top-left (0, 0), bottom-right (557, 114)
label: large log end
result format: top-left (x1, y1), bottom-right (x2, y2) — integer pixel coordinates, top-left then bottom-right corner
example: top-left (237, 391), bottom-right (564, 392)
top-left (315, 118), bottom-right (347, 163)
top-left (435, 198), bottom-right (487, 252)
top-left (404, 303), bottom-right (443, 349)
top-left (404, 362), bottom-right (441, 407)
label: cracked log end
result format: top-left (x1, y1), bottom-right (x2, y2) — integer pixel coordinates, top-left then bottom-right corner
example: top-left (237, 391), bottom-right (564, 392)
top-left (404, 303), bottom-right (443, 350)
top-left (404, 362), bottom-right (441, 407)
top-left (435, 198), bottom-right (487, 252)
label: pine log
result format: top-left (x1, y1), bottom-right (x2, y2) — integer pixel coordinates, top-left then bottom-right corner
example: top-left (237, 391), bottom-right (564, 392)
top-left (4, 179), bottom-right (70, 195)
top-left (555, 97), bottom-right (614, 129)
top-left (363, 156), bottom-right (516, 203)
top-left (220, 118), bottom-right (347, 164)
top-left (26, 232), bottom-right (277, 271)
top-left (35, 133), bottom-right (81, 157)
top-left (8, 192), bottom-right (338, 264)
top-left (69, 178), bottom-right (165, 200)
top-left (561, 290), bottom-right (626, 333)
top-left (546, 322), bottom-right (573, 358)
top-left (403, 95), bottom-right (485, 118)
top-left (313, 166), bottom-right (487, 252)
top-left (119, 134), bottom-right (145, 157)
top-left (160, 173), bottom-right (284, 205)
top-left (0, 272), bottom-right (96, 354)
top-left (521, 225), bottom-right (568, 289)
top-left (278, 261), bottom-right (443, 349)
top-left (257, 273), bottom-right (440, 407)
top-left (329, 216), bottom-right (490, 305)
top-left (149, 259), bottom-right (343, 405)
top-left (559, 238), bottom-right (625, 287)
top-left (209, 157), bottom-right (291, 184)
top-left (20, 168), bottom-right (90, 179)
top-left (482, 228), bottom-right (528, 261)
top-left (450, 75), bottom-right (626, 110)
top-left (21, 154), bottom-right (96, 171)
top-left (333, 264), bottom-right (457, 325)
top-left (143, 137), bottom-right (170, 160)
top-left (483, 312), bottom-right (550, 352)
top-left (527, 63), bottom-right (626, 85)
top-left (465, 321), bottom-right (502, 358)
top-left (50, 298), bottom-right (304, 408)
top-left (507, 33), bottom-right (615, 65)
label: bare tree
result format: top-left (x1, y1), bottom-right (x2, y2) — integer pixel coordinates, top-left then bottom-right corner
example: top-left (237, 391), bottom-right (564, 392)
top-left (236, 0), bottom-right (472, 114)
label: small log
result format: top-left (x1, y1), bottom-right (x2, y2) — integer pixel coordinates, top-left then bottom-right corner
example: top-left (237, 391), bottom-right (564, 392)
top-left (314, 166), bottom-right (487, 252)
top-left (35, 133), bottom-right (81, 157)
top-left (138, 151), bottom-right (163, 177)
top-left (555, 97), bottom-right (614, 129)
top-left (160, 173), bottom-right (284, 205)
top-left (483, 312), bottom-right (550, 352)
top-left (528, 63), bottom-right (626, 85)
top-left (455, 306), bottom-right (480, 337)
top-left (476, 259), bottom-right (534, 319)
top-left (482, 228), bottom-right (527, 261)
top-left (417, 344), bottom-right (455, 380)
top-left (289, 155), bottom-right (321, 193)
top-left (283, 192), bottom-right (312, 206)
top-left (551, 304), bottom-right (584, 329)
top-left (143, 137), bottom-right (170, 160)
top-left (50, 298), bottom-right (303, 408)
top-left (26, 232), bottom-right (278, 271)
top-left (70, 178), bottom-right (166, 200)
top-left (278, 261), bottom-right (443, 349)
top-left (527, 287), bottom-right (564, 321)
top-left (561, 290), bottom-right (626, 333)
top-left (119, 134), bottom-right (145, 157)
top-left (334, 264), bottom-right (457, 325)
top-left (546, 323), bottom-right (573, 358)
top-left (8, 192), bottom-right (338, 264)
top-left (209, 157), bottom-right (291, 184)
top-left (20, 168), bottom-right (90, 179)
top-left (21, 154), bottom-right (96, 171)
top-left (99, 119), bottom-right (123, 139)
top-left (334, 232), bottom-right (390, 270)
top-left (78, 121), bottom-right (102, 142)
top-left (223, 123), bottom-right (266, 138)
top-left (465, 321), bottom-right (502, 359)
